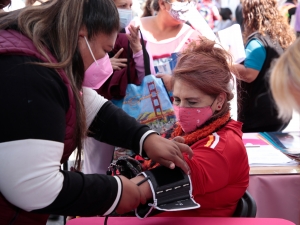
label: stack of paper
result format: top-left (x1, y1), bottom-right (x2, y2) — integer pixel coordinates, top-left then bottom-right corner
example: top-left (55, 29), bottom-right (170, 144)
top-left (243, 133), bottom-right (299, 167)
top-left (246, 145), bottom-right (299, 167)
top-left (216, 24), bottom-right (246, 63)
top-left (259, 131), bottom-right (300, 161)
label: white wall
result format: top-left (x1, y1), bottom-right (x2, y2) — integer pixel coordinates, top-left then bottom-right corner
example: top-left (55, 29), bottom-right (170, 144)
top-left (3, 0), bottom-right (25, 12)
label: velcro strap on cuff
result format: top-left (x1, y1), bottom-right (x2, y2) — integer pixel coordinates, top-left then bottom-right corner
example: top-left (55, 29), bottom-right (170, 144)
top-left (135, 166), bottom-right (200, 219)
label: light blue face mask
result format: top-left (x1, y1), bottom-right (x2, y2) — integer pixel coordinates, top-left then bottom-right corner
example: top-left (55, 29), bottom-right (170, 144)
top-left (118, 8), bottom-right (133, 29)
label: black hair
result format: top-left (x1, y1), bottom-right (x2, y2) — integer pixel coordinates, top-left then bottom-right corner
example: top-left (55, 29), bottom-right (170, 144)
top-left (220, 7), bottom-right (232, 20)
top-left (83, 0), bottom-right (120, 39)
top-left (152, 0), bottom-right (160, 11)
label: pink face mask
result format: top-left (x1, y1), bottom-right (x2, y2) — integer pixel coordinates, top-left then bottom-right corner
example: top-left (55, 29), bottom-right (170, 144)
top-left (82, 36), bottom-right (113, 89)
top-left (173, 104), bottom-right (213, 133)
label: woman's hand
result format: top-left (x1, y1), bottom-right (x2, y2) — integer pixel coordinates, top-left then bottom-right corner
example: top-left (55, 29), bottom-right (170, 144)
top-left (115, 175), bottom-right (146, 214)
top-left (143, 134), bottom-right (193, 175)
top-left (127, 25), bottom-right (142, 54)
top-left (156, 74), bottom-right (172, 91)
top-left (233, 63), bottom-right (259, 83)
top-left (131, 175), bottom-right (153, 200)
top-left (110, 48), bottom-right (127, 70)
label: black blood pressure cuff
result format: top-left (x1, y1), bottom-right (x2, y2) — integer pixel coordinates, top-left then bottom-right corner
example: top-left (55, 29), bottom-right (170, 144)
top-left (135, 166), bottom-right (200, 219)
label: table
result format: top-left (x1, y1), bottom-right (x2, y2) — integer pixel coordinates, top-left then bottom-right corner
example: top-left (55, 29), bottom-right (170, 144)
top-left (248, 166), bottom-right (300, 225)
top-left (66, 217), bottom-right (296, 225)
top-left (67, 135), bottom-right (300, 224)
top-left (250, 165), bottom-right (300, 175)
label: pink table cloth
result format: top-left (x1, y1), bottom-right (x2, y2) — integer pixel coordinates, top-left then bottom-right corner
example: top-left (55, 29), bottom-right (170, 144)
top-left (248, 175), bottom-right (300, 225)
top-left (67, 217), bottom-right (295, 225)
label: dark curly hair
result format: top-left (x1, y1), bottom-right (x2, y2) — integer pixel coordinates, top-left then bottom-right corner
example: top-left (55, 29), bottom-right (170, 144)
top-left (242, 0), bottom-right (295, 49)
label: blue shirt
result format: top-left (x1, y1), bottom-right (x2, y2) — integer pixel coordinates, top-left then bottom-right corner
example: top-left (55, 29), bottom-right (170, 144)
top-left (244, 39), bottom-right (266, 71)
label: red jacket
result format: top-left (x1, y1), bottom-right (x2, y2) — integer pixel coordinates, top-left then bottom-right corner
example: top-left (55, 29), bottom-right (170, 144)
top-left (160, 120), bottom-right (249, 217)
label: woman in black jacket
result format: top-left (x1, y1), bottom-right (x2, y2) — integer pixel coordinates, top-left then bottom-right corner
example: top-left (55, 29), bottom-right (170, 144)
top-left (0, 1), bottom-right (192, 224)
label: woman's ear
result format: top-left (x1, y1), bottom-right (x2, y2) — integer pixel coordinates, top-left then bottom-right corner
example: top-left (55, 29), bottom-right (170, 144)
top-left (215, 92), bottom-right (226, 111)
top-left (78, 25), bottom-right (88, 38)
top-left (158, 0), bottom-right (167, 10)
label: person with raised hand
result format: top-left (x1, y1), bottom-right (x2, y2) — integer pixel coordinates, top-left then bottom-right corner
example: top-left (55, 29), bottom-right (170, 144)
top-left (128, 0), bottom-right (201, 92)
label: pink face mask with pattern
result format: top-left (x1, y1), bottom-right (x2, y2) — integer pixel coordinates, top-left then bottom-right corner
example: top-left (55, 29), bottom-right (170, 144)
top-left (173, 104), bottom-right (213, 133)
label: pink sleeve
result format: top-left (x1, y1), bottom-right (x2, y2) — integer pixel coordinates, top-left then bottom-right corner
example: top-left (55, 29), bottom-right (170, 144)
top-left (133, 49), bottom-right (156, 82)
top-left (133, 50), bottom-right (145, 82)
top-left (127, 20), bottom-right (156, 82)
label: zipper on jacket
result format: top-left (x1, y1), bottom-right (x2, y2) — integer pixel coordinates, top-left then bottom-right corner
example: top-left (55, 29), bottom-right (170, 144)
top-left (9, 208), bottom-right (20, 225)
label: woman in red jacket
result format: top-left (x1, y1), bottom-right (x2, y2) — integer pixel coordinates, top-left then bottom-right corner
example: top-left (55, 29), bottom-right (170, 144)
top-left (132, 37), bottom-right (249, 217)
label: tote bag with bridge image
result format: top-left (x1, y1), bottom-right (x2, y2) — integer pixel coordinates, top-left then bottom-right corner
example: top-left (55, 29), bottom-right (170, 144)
top-left (111, 31), bottom-right (176, 159)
